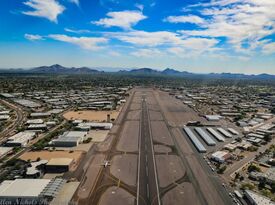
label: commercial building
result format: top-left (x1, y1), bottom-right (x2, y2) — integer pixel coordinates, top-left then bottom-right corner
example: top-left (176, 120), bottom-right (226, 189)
top-left (211, 151), bottom-right (231, 163)
top-left (13, 99), bottom-right (41, 108)
top-left (26, 119), bottom-right (44, 124)
top-left (27, 123), bottom-right (47, 131)
top-left (30, 112), bottom-right (51, 118)
top-left (244, 190), bottom-right (275, 205)
top-left (46, 158), bottom-right (73, 173)
top-left (0, 147), bottom-right (13, 158)
top-left (26, 160), bottom-right (48, 178)
top-left (51, 131), bottom-right (88, 147)
top-left (76, 122), bottom-right (113, 130)
top-left (249, 168), bottom-right (275, 184)
top-left (0, 115), bottom-right (10, 121)
top-left (0, 178), bottom-right (66, 204)
top-left (205, 115), bottom-right (222, 121)
top-left (6, 131), bottom-right (36, 147)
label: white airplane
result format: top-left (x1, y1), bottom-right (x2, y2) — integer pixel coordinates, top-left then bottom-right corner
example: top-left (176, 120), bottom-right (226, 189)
top-left (101, 160), bottom-right (111, 168)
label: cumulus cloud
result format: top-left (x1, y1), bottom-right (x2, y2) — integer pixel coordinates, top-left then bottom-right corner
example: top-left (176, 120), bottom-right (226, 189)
top-left (176, 0), bottom-right (275, 54)
top-left (110, 30), bottom-right (182, 47)
top-left (164, 15), bottom-right (205, 24)
top-left (22, 0), bottom-right (65, 23)
top-left (48, 34), bottom-right (108, 50)
top-left (92, 10), bottom-right (147, 30)
top-left (24, 34), bottom-right (44, 41)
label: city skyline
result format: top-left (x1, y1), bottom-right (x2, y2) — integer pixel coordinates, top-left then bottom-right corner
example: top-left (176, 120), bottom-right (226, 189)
top-left (1, 0), bottom-right (275, 74)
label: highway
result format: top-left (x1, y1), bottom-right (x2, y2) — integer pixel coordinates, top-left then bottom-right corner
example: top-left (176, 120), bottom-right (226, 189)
top-left (137, 94), bottom-right (160, 205)
top-left (0, 99), bottom-right (25, 142)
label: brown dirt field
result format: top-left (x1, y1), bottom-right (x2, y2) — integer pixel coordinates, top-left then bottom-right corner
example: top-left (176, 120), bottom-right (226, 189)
top-left (20, 150), bottom-right (83, 162)
top-left (63, 110), bottom-right (119, 122)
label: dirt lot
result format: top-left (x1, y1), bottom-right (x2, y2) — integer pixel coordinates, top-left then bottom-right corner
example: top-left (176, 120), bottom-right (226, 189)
top-left (63, 110), bottom-right (119, 122)
top-left (20, 150), bottom-right (84, 162)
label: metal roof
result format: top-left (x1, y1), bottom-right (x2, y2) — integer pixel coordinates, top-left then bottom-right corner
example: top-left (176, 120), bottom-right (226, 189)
top-left (217, 128), bottom-right (232, 138)
top-left (0, 179), bottom-right (50, 197)
top-left (207, 128), bottom-right (225, 142)
top-left (183, 127), bottom-right (206, 153)
top-left (195, 127), bottom-right (216, 146)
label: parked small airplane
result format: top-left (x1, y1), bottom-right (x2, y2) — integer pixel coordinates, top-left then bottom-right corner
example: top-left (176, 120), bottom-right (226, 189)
top-left (101, 160), bottom-right (111, 168)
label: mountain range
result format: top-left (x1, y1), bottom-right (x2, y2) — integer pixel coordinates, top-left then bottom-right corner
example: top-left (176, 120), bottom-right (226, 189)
top-left (0, 64), bottom-right (274, 80)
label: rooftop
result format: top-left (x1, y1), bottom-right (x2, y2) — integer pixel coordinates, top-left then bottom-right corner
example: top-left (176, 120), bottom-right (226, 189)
top-left (0, 179), bottom-right (50, 197)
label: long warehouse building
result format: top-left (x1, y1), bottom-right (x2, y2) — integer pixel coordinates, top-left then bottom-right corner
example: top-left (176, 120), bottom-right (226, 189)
top-left (183, 127), bottom-right (206, 153)
top-left (195, 127), bottom-right (216, 146)
top-left (217, 128), bottom-right (232, 138)
top-left (207, 128), bottom-right (225, 142)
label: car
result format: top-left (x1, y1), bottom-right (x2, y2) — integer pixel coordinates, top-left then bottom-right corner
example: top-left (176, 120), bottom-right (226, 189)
top-left (211, 167), bottom-right (215, 172)
top-left (229, 193), bottom-right (233, 197)
top-left (222, 183), bottom-right (226, 187)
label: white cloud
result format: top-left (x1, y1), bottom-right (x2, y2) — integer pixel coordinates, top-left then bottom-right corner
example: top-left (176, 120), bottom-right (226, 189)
top-left (111, 30), bottom-right (182, 46)
top-left (92, 10), bottom-right (147, 30)
top-left (64, 28), bottom-right (92, 34)
top-left (22, 0), bottom-right (65, 23)
top-left (69, 0), bottom-right (79, 6)
top-left (48, 34), bottom-right (108, 50)
top-left (110, 30), bottom-right (219, 52)
top-left (131, 48), bottom-right (162, 57)
top-left (24, 34), bottom-right (43, 41)
top-left (135, 4), bottom-right (144, 11)
top-left (178, 0), bottom-right (275, 54)
top-left (262, 42), bottom-right (275, 54)
top-left (164, 15), bottom-right (205, 24)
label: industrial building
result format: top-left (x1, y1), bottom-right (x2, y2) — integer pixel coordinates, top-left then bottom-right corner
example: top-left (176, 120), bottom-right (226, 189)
top-left (211, 151), bottom-right (231, 163)
top-left (194, 127), bottom-right (216, 146)
top-left (183, 127), bottom-right (206, 153)
top-left (51, 131), bottom-right (88, 147)
top-left (46, 158), bottom-right (73, 173)
top-left (6, 131), bottom-right (36, 147)
top-left (0, 178), bottom-right (66, 204)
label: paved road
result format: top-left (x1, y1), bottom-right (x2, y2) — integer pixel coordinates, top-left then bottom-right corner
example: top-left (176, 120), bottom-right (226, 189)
top-left (137, 94), bottom-right (160, 205)
top-left (0, 99), bottom-right (25, 142)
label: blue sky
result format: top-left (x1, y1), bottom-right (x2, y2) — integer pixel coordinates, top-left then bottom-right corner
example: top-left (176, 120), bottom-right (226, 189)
top-left (1, 0), bottom-right (275, 74)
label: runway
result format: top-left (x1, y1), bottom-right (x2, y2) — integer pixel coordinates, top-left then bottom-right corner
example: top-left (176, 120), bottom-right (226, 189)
top-left (71, 88), bottom-right (233, 205)
top-left (137, 94), bottom-right (160, 205)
